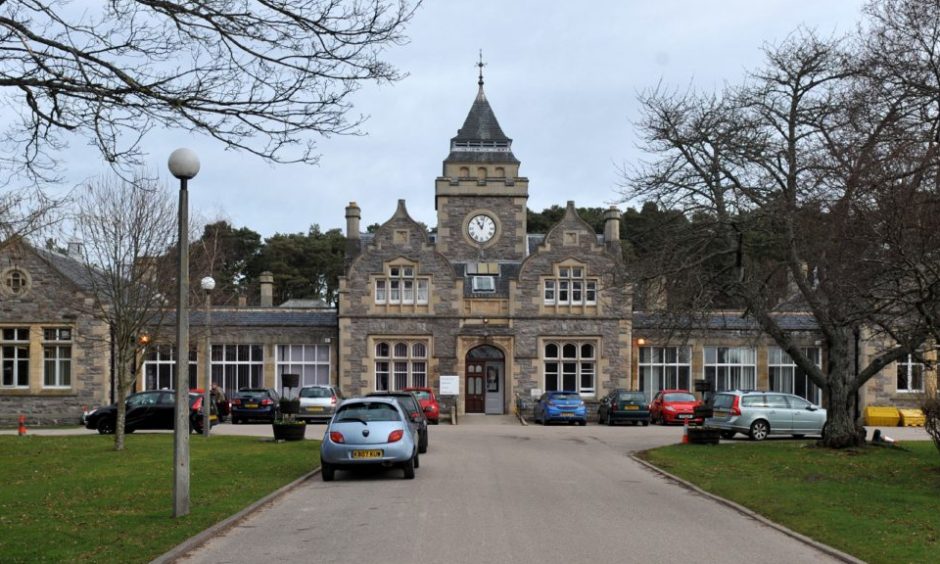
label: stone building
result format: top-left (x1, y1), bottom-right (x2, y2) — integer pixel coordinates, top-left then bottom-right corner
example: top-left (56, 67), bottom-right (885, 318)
top-left (0, 241), bottom-right (111, 425)
top-left (337, 76), bottom-right (632, 416)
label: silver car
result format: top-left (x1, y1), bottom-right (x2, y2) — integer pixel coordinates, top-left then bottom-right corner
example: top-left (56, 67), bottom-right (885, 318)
top-left (298, 385), bottom-right (343, 422)
top-left (320, 397), bottom-right (419, 481)
top-left (705, 391), bottom-right (827, 441)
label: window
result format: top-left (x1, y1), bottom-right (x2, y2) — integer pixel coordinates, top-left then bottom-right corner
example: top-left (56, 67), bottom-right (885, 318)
top-left (277, 345), bottom-right (330, 389)
top-left (543, 265), bottom-right (598, 306)
top-left (4, 269), bottom-right (28, 295)
top-left (897, 354), bottom-right (924, 393)
top-left (471, 276), bottom-right (495, 293)
top-left (211, 344), bottom-right (263, 392)
top-left (375, 264), bottom-right (429, 305)
top-left (1, 328), bottom-right (30, 388)
top-left (768, 346), bottom-right (822, 403)
top-left (543, 340), bottom-right (596, 396)
top-left (143, 345), bottom-right (197, 390)
top-left (43, 328), bottom-right (72, 388)
top-left (704, 347), bottom-right (756, 392)
top-left (639, 346), bottom-right (692, 401)
top-left (374, 340), bottom-right (428, 391)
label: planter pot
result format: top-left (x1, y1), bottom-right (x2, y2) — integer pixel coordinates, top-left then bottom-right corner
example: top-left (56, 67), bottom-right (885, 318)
top-left (272, 422), bottom-right (307, 441)
top-left (687, 427), bottom-right (721, 445)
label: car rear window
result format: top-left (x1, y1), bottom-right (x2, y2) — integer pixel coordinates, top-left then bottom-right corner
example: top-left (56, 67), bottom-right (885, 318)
top-left (336, 403), bottom-right (401, 422)
top-left (237, 391), bottom-right (270, 400)
top-left (617, 392), bottom-right (646, 402)
top-left (410, 390), bottom-right (431, 400)
top-left (300, 387), bottom-right (332, 398)
top-left (663, 392), bottom-right (696, 402)
top-left (551, 393), bottom-right (581, 401)
top-left (711, 394), bottom-right (734, 409)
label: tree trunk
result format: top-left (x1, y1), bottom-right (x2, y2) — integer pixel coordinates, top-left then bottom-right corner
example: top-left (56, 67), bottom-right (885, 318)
top-left (820, 345), bottom-right (866, 448)
top-left (113, 349), bottom-right (134, 451)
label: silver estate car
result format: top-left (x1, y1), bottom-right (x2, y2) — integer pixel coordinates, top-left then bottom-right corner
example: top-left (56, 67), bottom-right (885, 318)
top-left (298, 384), bottom-right (343, 422)
top-left (320, 397), bottom-right (419, 481)
top-left (705, 390), bottom-right (827, 441)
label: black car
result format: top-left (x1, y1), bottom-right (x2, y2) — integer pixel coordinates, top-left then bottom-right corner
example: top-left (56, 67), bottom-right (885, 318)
top-left (597, 389), bottom-right (651, 426)
top-left (366, 391), bottom-right (429, 454)
top-left (83, 390), bottom-right (217, 434)
top-left (231, 388), bottom-right (280, 423)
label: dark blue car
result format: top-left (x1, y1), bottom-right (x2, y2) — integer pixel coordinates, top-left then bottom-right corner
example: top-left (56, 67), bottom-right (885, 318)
top-left (533, 391), bottom-right (587, 426)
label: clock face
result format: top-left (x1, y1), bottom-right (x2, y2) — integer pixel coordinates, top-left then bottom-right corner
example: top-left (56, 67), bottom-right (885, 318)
top-left (468, 214), bottom-right (496, 243)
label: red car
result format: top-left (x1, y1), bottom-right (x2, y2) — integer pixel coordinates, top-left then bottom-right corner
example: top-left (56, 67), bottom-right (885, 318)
top-left (404, 387), bottom-right (441, 424)
top-left (649, 389), bottom-right (703, 425)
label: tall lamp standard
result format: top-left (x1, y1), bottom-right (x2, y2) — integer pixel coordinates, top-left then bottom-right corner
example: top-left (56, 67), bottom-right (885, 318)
top-left (200, 276), bottom-right (216, 438)
top-left (168, 147), bottom-right (200, 518)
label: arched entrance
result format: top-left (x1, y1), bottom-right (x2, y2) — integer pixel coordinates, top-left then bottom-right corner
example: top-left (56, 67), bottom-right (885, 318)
top-left (465, 345), bottom-right (505, 414)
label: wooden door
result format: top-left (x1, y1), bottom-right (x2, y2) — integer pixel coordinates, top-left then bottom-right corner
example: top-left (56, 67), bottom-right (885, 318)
top-left (465, 362), bottom-right (485, 413)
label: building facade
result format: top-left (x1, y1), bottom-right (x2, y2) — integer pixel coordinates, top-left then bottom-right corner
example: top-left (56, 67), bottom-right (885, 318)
top-left (337, 78), bottom-right (632, 415)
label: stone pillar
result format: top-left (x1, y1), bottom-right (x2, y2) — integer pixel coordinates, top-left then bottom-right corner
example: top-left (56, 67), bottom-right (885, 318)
top-left (260, 271), bottom-right (274, 307)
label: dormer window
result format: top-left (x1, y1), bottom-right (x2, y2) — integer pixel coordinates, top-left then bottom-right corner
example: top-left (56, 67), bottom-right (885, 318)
top-left (543, 264), bottom-right (597, 306)
top-left (374, 263), bottom-right (429, 305)
top-left (471, 276), bottom-right (496, 293)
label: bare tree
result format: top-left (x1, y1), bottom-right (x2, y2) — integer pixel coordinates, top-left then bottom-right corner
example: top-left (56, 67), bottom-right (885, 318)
top-left (624, 0), bottom-right (940, 448)
top-left (0, 0), bottom-right (421, 183)
top-left (0, 186), bottom-right (65, 253)
top-left (76, 174), bottom-right (177, 450)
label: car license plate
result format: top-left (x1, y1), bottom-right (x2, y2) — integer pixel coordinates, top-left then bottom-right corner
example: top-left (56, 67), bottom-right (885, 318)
top-left (352, 449), bottom-right (383, 459)
top-left (246, 403), bottom-right (258, 408)
top-left (678, 414), bottom-right (692, 419)
top-left (561, 412), bottom-right (575, 417)
top-left (624, 405), bottom-right (639, 410)
top-left (306, 406), bottom-right (323, 412)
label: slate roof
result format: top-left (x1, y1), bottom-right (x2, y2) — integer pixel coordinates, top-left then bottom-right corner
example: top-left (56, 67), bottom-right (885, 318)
top-left (525, 234), bottom-right (605, 256)
top-left (633, 311), bottom-right (819, 332)
top-left (455, 262), bottom-right (521, 298)
top-left (162, 309), bottom-right (337, 328)
top-left (446, 86), bottom-right (519, 165)
top-left (34, 247), bottom-right (102, 291)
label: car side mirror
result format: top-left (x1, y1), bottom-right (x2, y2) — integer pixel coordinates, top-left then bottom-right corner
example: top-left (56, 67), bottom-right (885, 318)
top-left (806, 405), bottom-right (818, 411)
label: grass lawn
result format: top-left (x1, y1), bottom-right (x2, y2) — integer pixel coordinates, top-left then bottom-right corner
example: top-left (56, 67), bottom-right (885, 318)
top-left (0, 434), bottom-right (320, 563)
top-left (639, 440), bottom-right (940, 563)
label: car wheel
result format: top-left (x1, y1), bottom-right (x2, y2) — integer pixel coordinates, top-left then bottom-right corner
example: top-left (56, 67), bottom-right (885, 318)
top-left (96, 418), bottom-right (115, 435)
top-left (749, 420), bottom-right (770, 441)
top-left (125, 427), bottom-right (135, 434)
top-left (419, 435), bottom-right (428, 455)
top-left (642, 420), bottom-right (649, 427)
top-left (232, 417), bottom-right (240, 425)
top-left (414, 452), bottom-right (420, 469)
top-left (792, 434), bottom-right (805, 439)
top-left (578, 420), bottom-right (587, 426)
top-left (402, 455), bottom-right (416, 479)
top-left (606, 413), bottom-right (615, 426)
top-left (321, 461), bottom-right (335, 482)
top-left (720, 430), bottom-right (736, 439)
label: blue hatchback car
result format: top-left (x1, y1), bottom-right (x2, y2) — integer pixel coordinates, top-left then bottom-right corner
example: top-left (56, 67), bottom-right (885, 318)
top-left (533, 391), bottom-right (587, 425)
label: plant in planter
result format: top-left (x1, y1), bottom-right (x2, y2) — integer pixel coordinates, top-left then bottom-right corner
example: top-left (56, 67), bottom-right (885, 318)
top-left (272, 373), bottom-right (306, 441)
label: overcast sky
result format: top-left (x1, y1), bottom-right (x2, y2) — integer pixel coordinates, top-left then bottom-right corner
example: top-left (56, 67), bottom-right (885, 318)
top-left (54, 0), bottom-right (866, 239)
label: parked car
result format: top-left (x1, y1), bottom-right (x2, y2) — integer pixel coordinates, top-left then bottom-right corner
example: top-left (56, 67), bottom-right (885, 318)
top-left (83, 390), bottom-right (217, 434)
top-left (403, 386), bottom-right (441, 424)
top-left (297, 385), bottom-right (343, 422)
top-left (533, 391), bottom-right (587, 425)
top-left (230, 388), bottom-right (280, 424)
top-left (320, 397), bottom-right (419, 481)
top-left (366, 391), bottom-right (429, 453)
top-left (705, 390), bottom-right (827, 441)
top-left (649, 389), bottom-right (703, 425)
top-left (598, 389), bottom-right (650, 426)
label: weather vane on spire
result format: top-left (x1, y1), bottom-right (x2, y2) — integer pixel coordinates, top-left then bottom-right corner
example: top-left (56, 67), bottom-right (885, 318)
top-left (477, 49), bottom-right (486, 87)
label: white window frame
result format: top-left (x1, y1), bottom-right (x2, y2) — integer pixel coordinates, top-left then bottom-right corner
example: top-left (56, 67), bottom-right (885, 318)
top-left (1, 327), bottom-right (30, 389)
top-left (768, 346), bottom-right (822, 403)
top-left (43, 328), bottom-right (72, 388)
top-left (277, 344), bottom-right (330, 389)
top-left (704, 346), bottom-right (756, 392)
top-left (543, 265), bottom-right (598, 307)
top-left (374, 264), bottom-right (430, 306)
top-left (211, 344), bottom-right (263, 392)
top-left (638, 346), bottom-right (692, 402)
top-left (374, 339), bottom-right (429, 391)
top-left (143, 345), bottom-right (198, 390)
top-left (896, 353), bottom-right (924, 393)
top-left (542, 340), bottom-right (596, 396)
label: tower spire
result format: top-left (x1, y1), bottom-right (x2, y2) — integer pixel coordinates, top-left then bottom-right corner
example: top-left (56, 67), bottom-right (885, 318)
top-left (477, 49), bottom-right (486, 89)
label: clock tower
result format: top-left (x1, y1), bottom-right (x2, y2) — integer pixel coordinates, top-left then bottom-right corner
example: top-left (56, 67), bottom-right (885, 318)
top-left (434, 61), bottom-right (529, 262)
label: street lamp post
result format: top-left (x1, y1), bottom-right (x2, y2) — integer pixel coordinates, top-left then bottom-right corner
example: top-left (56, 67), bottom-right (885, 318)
top-left (168, 147), bottom-right (200, 518)
top-left (201, 276), bottom-right (215, 438)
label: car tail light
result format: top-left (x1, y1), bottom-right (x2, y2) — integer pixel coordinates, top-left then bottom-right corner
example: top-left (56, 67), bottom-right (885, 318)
top-left (388, 430), bottom-right (404, 442)
top-left (331, 395), bottom-right (337, 406)
top-left (731, 396), bottom-right (741, 416)
top-left (329, 431), bottom-right (345, 443)
top-left (410, 412), bottom-right (419, 420)
top-left (261, 398), bottom-right (273, 406)
top-left (231, 398), bottom-right (241, 406)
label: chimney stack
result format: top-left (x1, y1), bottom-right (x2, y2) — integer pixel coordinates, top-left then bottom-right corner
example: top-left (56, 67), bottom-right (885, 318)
top-left (603, 206), bottom-right (621, 245)
top-left (260, 271), bottom-right (274, 307)
top-left (67, 241), bottom-right (83, 260)
top-left (345, 202), bottom-right (361, 240)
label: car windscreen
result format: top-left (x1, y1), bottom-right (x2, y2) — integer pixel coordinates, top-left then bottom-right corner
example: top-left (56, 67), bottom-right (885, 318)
top-left (299, 387), bottom-right (332, 398)
top-left (410, 390), bottom-right (431, 400)
top-left (617, 392), bottom-right (645, 402)
top-left (663, 393), bottom-right (696, 402)
top-left (336, 403), bottom-right (401, 422)
top-left (550, 393), bottom-right (581, 401)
